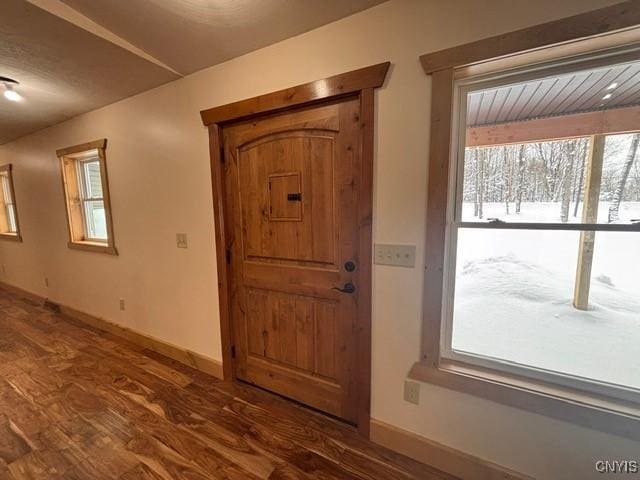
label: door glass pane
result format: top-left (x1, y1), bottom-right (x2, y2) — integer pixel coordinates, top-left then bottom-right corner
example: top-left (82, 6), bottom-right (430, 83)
top-left (83, 200), bottom-right (107, 240)
top-left (451, 228), bottom-right (640, 390)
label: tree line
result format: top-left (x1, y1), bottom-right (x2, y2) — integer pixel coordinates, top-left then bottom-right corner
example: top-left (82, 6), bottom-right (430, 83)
top-left (463, 134), bottom-right (640, 222)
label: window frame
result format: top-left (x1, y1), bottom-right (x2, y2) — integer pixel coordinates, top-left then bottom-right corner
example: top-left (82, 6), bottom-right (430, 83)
top-left (0, 164), bottom-right (22, 242)
top-left (1, 176), bottom-right (16, 232)
top-left (76, 157), bottom-right (107, 243)
top-left (57, 139), bottom-right (117, 255)
top-left (440, 50), bottom-right (640, 406)
top-left (412, 9), bottom-right (640, 444)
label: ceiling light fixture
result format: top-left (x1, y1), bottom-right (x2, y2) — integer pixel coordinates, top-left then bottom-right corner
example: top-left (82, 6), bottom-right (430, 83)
top-left (1, 76), bottom-right (22, 102)
top-left (606, 82), bottom-right (618, 90)
top-left (602, 93), bottom-right (612, 100)
top-left (4, 87), bottom-right (22, 102)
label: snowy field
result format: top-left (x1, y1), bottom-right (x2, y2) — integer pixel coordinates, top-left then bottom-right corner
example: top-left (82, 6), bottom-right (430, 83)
top-left (461, 200), bottom-right (640, 224)
top-left (452, 202), bottom-right (640, 390)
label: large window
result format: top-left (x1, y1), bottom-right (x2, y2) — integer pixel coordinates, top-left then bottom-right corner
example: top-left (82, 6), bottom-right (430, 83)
top-left (57, 139), bottom-right (117, 255)
top-left (0, 164), bottom-right (21, 241)
top-left (443, 51), bottom-right (640, 401)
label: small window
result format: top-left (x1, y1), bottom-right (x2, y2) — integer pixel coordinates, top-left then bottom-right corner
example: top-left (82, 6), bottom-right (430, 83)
top-left (57, 139), bottom-right (117, 255)
top-left (77, 159), bottom-right (107, 241)
top-left (0, 164), bottom-right (21, 241)
top-left (444, 51), bottom-right (640, 401)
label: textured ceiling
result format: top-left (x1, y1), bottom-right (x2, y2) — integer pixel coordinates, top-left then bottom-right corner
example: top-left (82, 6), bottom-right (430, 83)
top-left (1, 0), bottom-right (385, 145)
top-left (58, 0), bottom-right (386, 74)
top-left (0, 0), bottom-right (179, 144)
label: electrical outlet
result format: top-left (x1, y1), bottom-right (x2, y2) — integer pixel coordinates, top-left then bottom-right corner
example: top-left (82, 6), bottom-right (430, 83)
top-left (176, 233), bottom-right (188, 249)
top-left (119, 299), bottom-right (125, 311)
top-left (44, 277), bottom-right (49, 287)
top-left (404, 380), bottom-right (420, 405)
top-left (374, 244), bottom-right (416, 267)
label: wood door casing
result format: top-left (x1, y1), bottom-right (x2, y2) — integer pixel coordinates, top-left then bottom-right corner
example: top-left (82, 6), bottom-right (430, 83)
top-left (222, 98), bottom-right (362, 422)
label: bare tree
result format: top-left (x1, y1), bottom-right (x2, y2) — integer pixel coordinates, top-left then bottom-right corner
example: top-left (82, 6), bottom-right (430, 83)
top-left (572, 141), bottom-right (587, 218)
top-left (608, 133), bottom-right (640, 223)
top-left (560, 140), bottom-right (576, 223)
top-left (515, 144), bottom-right (526, 214)
top-left (502, 146), bottom-right (511, 215)
top-left (476, 148), bottom-right (485, 219)
top-left (472, 148), bottom-right (479, 217)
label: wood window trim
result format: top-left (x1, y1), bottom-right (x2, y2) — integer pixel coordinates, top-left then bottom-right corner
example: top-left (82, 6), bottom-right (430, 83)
top-left (413, 4), bottom-right (640, 442)
top-left (410, 361), bottom-right (640, 443)
top-left (66, 241), bottom-right (118, 255)
top-left (0, 164), bottom-right (22, 242)
top-left (200, 63), bottom-right (389, 438)
top-left (57, 139), bottom-right (118, 255)
top-left (0, 233), bottom-right (22, 243)
top-left (419, 1), bottom-right (640, 75)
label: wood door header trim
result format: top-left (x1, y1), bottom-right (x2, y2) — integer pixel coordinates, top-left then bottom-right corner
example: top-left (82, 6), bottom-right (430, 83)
top-left (419, 1), bottom-right (640, 74)
top-left (200, 62), bottom-right (390, 126)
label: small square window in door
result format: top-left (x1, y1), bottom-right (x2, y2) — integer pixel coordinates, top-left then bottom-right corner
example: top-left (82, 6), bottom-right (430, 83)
top-left (269, 172), bottom-right (302, 221)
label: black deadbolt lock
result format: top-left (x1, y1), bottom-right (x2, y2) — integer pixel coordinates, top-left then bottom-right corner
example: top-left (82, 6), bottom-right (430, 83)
top-left (344, 261), bottom-right (356, 272)
top-left (287, 193), bottom-right (302, 201)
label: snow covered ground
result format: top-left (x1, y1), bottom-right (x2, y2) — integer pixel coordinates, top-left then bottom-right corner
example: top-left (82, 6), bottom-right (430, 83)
top-left (461, 201), bottom-right (640, 224)
top-left (452, 202), bottom-right (640, 390)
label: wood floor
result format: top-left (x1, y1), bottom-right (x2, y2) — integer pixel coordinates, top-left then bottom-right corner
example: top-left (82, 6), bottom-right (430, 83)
top-left (0, 289), bottom-right (456, 480)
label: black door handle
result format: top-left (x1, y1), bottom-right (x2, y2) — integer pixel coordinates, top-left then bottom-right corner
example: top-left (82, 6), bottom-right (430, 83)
top-left (332, 283), bottom-right (356, 294)
top-left (287, 193), bottom-right (302, 201)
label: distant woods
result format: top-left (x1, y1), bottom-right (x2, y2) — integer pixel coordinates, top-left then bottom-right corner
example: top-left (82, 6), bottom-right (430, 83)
top-left (464, 134), bottom-right (640, 222)
top-left (608, 134), bottom-right (640, 222)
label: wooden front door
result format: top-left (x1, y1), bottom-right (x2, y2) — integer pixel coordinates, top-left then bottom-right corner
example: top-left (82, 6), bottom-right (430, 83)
top-left (221, 97), bottom-right (364, 422)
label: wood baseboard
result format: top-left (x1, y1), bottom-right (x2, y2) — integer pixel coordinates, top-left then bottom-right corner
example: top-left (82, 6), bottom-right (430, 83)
top-left (370, 419), bottom-right (532, 480)
top-left (0, 280), bottom-right (224, 379)
top-left (0, 280), bottom-right (46, 305)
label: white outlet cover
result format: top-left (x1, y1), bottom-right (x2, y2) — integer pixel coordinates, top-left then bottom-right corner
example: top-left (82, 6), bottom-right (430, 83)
top-left (404, 380), bottom-right (420, 405)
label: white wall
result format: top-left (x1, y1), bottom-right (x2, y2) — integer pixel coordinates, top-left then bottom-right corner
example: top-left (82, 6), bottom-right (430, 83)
top-left (1, 1), bottom-right (637, 478)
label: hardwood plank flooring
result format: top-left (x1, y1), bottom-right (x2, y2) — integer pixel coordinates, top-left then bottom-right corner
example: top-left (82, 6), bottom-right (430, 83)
top-left (0, 289), bottom-right (456, 480)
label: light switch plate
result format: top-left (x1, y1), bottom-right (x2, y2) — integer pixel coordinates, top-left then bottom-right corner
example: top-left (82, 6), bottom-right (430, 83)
top-left (176, 233), bottom-right (188, 249)
top-left (374, 244), bottom-right (416, 267)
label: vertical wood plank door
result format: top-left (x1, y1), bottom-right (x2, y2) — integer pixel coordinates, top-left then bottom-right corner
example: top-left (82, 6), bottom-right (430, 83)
top-left (222, 97), bottom-right (363, 423)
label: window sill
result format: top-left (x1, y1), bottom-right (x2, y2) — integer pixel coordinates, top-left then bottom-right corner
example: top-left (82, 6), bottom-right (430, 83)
top-left (68, 241), bottom-right (118, 255)
top-left (409, 360), bottom-right (640, 442)
top-left (0, 233), bottom-right (22, 242)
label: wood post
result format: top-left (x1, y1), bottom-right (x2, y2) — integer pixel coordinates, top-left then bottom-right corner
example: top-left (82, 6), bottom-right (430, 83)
top-left (573, 134), bottom-right (606, 310)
